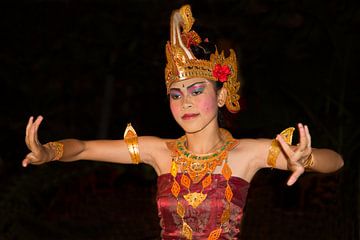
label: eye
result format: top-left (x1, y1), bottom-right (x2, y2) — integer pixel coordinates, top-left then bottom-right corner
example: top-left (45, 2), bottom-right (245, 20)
top-left (191, 87), bottom-right (204, 96)
top-left (170, 92), bottom-right (182, 100)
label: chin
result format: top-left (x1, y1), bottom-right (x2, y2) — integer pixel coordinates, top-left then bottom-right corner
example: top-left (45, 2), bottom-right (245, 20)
top-left (180, 121), bottom-right (211, 134)
top-left (177, 115), bottom-right (218, 134)
top-left (183, 128), bottom-right (202, 134)
top-left (177, 121), bottom-right (200, 133)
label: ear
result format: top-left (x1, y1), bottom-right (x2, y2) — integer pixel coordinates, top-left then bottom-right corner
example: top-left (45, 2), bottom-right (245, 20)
top-left (217, 87), bottom-right (227, 107)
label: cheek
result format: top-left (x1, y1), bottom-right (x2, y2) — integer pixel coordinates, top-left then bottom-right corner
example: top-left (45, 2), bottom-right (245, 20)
top-left (197, 96), bottom-right (218, 114)
top-left (170, 100), bottom-right (181, 118)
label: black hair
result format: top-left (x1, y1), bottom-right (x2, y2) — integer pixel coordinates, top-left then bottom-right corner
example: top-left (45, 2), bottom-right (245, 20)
top-left (190, 40), bottom-right (232, 128)
top-left (190, 41), bottom-right (216, 60)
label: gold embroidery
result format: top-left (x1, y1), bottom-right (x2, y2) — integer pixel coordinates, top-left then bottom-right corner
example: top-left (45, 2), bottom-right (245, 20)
top-left (181, 174), bottom-right (191, 189)
top-left (165, 5), bottom-right (240, 113)
top-left (177, 202), bottom-right (185, 218)
top-left (221, 162), bottom-right (232, 180)
top-left (171, 179), bottom-right (180, 198)
top-left (208, 228), bottom-right (222, 240)
top-left (171, 161), bottom-right (178, 177)
top-left (170, 128), bottom-right (239, 239)
top-left (183, 192), bottom-right (207, 208)
top-left (221, 204), bottom-right (231, 224)
top-left (175, 129), bottom-right (236, 183)
top-left (182, 222), bottom-right (193, 240)
top-left (303, 152), bottom-right (314, 169)
top-left (45, 141), bottom-right (64, 161)
top-left (202, 174), bottom-right (212, 189)
top-left (225, 185), bottom-right (233, 202)
top-left (267, 127), bottom-right (295, 168)
top-left (123, 123), bottom-right (141, 164)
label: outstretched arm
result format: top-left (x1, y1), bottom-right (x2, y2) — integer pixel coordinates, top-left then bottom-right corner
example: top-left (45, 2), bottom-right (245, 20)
top-left (254, 123), bottom-right (343, 186)
top-left (22, 116), bottom-right (162, 169)
top-left (275, 123), bottom-right (343, 185)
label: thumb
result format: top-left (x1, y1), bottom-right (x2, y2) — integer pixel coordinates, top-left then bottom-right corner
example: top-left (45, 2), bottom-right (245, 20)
top-left (287, 169), bottom-right (304, 186)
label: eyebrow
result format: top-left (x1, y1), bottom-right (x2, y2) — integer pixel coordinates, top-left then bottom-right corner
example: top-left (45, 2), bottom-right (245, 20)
top-left (170, 81), bottom-right (207, 91)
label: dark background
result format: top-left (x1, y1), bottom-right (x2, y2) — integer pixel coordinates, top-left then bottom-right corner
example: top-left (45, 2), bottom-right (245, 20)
top-left (0, 0), bottom-right (359, 239)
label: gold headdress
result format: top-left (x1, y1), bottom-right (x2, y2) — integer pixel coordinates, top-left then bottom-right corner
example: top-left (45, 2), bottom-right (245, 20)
top-left (165, 5), bottom-right (241, 113)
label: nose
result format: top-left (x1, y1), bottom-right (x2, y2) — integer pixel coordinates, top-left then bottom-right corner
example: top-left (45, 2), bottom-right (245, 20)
top-left (182, 95), bottom-right (193, 109)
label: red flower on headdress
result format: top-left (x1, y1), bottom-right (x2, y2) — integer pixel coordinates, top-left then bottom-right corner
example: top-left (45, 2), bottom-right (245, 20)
top-left (212, 64), bottom-right (231, 82)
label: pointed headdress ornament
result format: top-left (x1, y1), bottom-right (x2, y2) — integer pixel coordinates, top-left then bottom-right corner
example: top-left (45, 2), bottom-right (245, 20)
top-left (165, 5), bottom-right (241, 113)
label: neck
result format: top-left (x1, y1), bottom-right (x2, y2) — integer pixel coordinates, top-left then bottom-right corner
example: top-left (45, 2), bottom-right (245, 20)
top-left (184, 122), bottom-right (224, 154)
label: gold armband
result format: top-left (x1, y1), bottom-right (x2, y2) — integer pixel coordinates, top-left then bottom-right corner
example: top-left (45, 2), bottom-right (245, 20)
top-left (267, 127), bottom-right (295, 168)
top-left (45, 141), bottom-right (64, 161)
top-left (124, 123), bottom-right (141, 164)
top-left (302, 153), bottom-right (314, 169)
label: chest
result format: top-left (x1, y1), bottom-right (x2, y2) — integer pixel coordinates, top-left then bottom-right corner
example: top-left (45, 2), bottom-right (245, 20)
top-left (156, 173), bottom-right (250, 238)
top-left (156, 149), bottom-right (255, 181)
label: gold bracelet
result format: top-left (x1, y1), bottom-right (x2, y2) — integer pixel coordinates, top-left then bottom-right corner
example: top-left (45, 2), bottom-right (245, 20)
top-left (45, 141), bottom-right (64, 161)
top-left (124, 123), bottom-right (141, 164)
top-left (303, 153), bottom-right (314, 169)
top-left (267, 127), bottom-right (295, 168)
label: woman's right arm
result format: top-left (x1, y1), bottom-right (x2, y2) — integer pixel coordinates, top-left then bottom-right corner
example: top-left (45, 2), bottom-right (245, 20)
top-left (22, 116), bottom-right (163, 170)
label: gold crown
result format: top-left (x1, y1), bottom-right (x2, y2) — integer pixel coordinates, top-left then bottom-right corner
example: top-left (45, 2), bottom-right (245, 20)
top-left (165, 5), bottom-right (240, 113)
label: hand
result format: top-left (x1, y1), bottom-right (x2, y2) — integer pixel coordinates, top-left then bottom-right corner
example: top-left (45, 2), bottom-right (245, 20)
top-left (22, 116), bottom-right (52, 167)
top-left (276, 123), bottom-right (312, 186)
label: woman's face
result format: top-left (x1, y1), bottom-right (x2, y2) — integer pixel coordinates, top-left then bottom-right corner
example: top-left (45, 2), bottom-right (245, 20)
top-left (169, 78), bottom-right (220, 133)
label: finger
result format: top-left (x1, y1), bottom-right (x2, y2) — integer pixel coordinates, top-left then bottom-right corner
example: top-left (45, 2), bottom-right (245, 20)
top-left (287, 168), bottom-right (304, 186)
top-left (22, 157), bottom-right (41, 167)
top-left (25, 116), bottom-right (34, 138)
top-left (22, 151), bottom-right (43, 167)
top-left (276, 134), bottom-right (294, 158)
top-left (28, 117), bottom-right (42, 152)
top-left (33, 116), bottom-right (43, 145)
top-left (22, 158), bottom-right (30, 167)
top-left (22, 153), bottom-right (34, 167)
top-left (28, 122), bottom-right (36, 150)
top-left (297, 123), bottom-right (307, 152)
top-left (25, 116), bottom-right (34, 149)
top-left (304, 125), bottom-right (311, 148)
top-left (277, 134), bottom-right (306, 163)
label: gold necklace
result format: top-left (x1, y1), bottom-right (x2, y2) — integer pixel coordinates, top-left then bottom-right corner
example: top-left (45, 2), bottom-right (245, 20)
top-left (170, 129), bottom-right (238, 240)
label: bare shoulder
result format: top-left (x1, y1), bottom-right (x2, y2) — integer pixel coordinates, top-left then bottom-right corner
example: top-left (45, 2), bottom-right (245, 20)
top-left (139, 136), bottom-right (175, 175)
top-left (227, 138), bottom-right (273, 182)
top-left (232, 138), bottom-right (272, 155)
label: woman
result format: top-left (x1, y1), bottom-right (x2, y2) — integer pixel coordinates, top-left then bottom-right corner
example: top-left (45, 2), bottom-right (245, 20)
top-left (23, 5), bottom-right (343, 240)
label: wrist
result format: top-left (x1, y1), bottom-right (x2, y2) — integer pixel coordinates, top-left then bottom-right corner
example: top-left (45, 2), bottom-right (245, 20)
top-left (302, 153), bottom-right (315, 170)
top-left (44, 142), bottom-right (64, 161)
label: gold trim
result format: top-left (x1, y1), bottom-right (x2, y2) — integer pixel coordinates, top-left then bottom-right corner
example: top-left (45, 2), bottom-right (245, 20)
top-left (165, 5), bottom-right (240, 113)
top-left (303, 153), bottom-right (314, 169)
top-left (267, 127), bottom-right (295, 168)
top-left (175, 129), bottom-right (237, 183)
top-left (170, 128), bottom-right (237, 239)
top-left (123, 123), bottom-right (140, 164)
top-left (183, 192), bottom-right (207, 208)
top-left (45, 142), bottom-right (64, 161)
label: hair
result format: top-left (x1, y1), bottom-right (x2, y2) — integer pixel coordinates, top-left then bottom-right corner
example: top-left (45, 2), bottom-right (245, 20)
top-left (190, 40), bottom-right (222, 91)
top-left (190, 41), bottom-right (216, 60)
top-left (190, 41), bottom-right (231, 128)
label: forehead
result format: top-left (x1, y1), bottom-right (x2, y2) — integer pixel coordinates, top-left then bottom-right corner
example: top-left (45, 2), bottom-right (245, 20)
top-left (170, 78), bottom-right (210, 89)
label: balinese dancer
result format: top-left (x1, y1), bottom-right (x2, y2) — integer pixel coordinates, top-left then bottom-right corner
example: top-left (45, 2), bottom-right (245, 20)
top-left (23, 5), bottom-right (343, 239)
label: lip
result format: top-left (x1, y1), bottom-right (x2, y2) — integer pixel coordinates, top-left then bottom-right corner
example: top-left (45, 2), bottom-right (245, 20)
top-left (181, 113), bottom-right (200, 120)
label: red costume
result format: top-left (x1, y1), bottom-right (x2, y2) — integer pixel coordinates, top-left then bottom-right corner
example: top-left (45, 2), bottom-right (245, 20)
top-left (157, 173), bottom-right (249, 239)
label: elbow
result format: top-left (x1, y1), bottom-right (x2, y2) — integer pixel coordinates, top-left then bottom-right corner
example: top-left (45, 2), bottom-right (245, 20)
top-left (317, 152), bottom-right (344, 173)
top-left (337, 155), bottom-right (344, 170)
